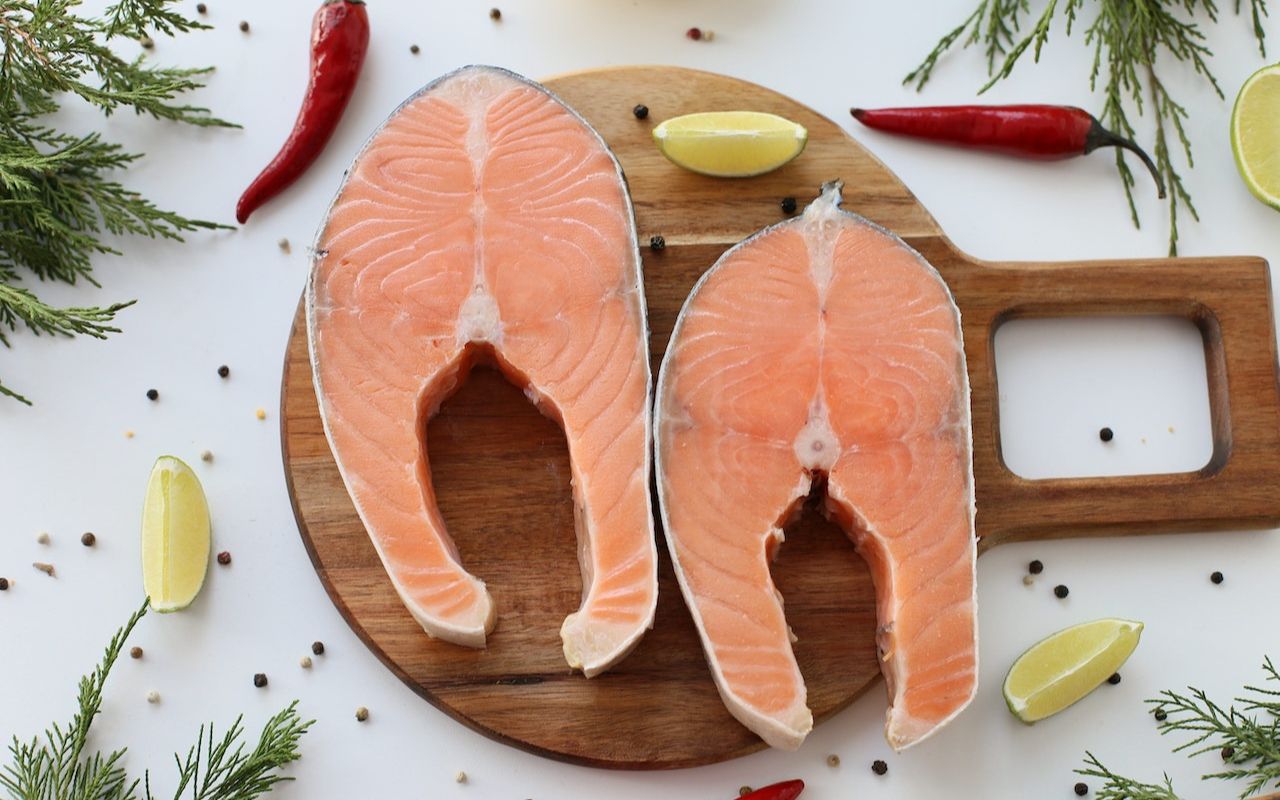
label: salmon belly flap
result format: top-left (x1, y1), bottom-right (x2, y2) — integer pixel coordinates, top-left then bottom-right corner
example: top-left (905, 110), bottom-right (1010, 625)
top-left (655, 181), bottom-right (978, 751)
top-left (307, 66), bottom-right (658, 677)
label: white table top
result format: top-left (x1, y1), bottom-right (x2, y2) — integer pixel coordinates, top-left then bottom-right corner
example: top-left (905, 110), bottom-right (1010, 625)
top-left (4, 1), bottom-right (1280, 797)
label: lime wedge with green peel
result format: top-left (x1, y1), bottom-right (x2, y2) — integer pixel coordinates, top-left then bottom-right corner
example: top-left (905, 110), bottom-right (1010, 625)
top-left (653, 111), bottom-right (808, 177)
top-left (142, 456), bottom-right (211, 613)
top-left (1232, 63), bottom-right (1280, 210)
top-left (1003, 618), bottom-right (1143, 723)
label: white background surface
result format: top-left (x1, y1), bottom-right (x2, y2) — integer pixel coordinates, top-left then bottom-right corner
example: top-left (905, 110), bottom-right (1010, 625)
top-left (3, 1), bottom-right (1279, 797)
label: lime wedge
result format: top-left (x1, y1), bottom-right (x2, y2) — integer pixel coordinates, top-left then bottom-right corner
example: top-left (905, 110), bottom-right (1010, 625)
top-left (141, 456), bottom-right (211, 613)
top-left (1003, 618), bottom-right (1143, 723)
top-left (1232, 63), bottom-right (1280, 210)
top-left (652, 111), bottom-right (808, 178)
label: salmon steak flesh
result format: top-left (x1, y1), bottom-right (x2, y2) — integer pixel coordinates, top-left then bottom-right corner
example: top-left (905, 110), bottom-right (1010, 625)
top-left (307, 66), bottom-right (659, 678)
top-left (655, 181), bottom-right (978, 751)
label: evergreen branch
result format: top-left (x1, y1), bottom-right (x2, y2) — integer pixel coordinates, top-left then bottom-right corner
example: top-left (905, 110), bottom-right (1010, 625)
top-left (1, 601), bottom-right (311, 800)
top-left (1076, 752), bottom-right (1181, 800)
top-left (0, 0), bottom-right (234, 403)
top-left (906, 0), bottom-right (1269, 255)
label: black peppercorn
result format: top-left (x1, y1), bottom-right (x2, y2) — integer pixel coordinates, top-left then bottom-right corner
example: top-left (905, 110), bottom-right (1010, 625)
top-left (1108, 672), bottom-right (1121, 685)
top-left (238, 20), bottom-right (249, 32)
top-left (140, 36), bottom-right (154, 50)
top-left (0, 577), bottom-right (8, 591)
top-left (312, 641), bottom-right (325, 655)
top-left (1154, 708), bottom-right (1167, 721)
top-left (649, 235), bottom-right (666, 252)
top-left (146, 388), bottom-right (159, 401)
top-left (218, 365), bottom-right (230, 378)
top-left (253, 673), bottom-right (268, 688)
top-left (1222, 746), bottom-right (1235, 760)
top-left (1211, 571), bottom-right (1224, 584)
top-left (1029, 559), bottom-right (1044, 574)
top-left (489, 7), bottom-right (501, 20)
top-left (410, 44), bottom-right (420, 54)
top-left (196, 2), bottom-right (206, 13)
top-left (1074, 782), bottom-right (1088, 796)
top-left (1054, 584), bottom-right (1069, 598)
top-left (1099, 427), bottom-right (1114, 442)
top-left (81, 532), bottom-right (96, 547)
top-left (633, 104), bottom-right (649, 120)
top-left (780, 196), bottom-right (797, 214)
top-left (871, 759), bottom-right (888, 776)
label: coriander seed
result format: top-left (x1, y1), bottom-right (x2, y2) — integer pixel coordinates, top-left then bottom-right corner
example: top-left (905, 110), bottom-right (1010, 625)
top-left (130, 646), bottom-right (143, 659)
top-left (355, 706), bottom-right (369, 721)
top-left (81, 532), bottom-right (96, 547)
top-left (826, 754), bottom-right (840, 767)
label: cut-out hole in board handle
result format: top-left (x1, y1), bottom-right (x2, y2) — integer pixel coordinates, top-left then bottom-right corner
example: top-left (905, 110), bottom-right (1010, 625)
top-left (993, 315), bottom-right (1213, 480)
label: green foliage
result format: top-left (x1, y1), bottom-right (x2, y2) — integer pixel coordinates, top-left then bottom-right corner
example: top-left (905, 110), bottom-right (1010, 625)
top-left (906, 0), bottom-right (1269, 256)
top-left (0, 600), bottom-right (312, 800)
top-left (0, 0), bottom-right (235, 404)
top-left (1079, 659), bottom-right (1280, 799)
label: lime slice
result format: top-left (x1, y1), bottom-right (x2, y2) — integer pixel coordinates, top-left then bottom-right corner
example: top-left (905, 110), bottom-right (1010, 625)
top-left (1232, 63), bottom-right (1280, 210)
top-left (652, 111), bottom-right (808, 177)
top-left (141, 456), bottom-right (211, 613)
top-left (1003, 618), bottom-right (1143, 723)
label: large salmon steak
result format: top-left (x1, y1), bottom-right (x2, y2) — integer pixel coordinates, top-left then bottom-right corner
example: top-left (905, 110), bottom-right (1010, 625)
top-left (307, 66), bottom-right (658, 678)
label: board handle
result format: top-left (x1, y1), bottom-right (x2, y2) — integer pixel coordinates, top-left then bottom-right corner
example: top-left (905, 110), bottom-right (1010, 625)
top-left (937, 251), bottom-right (1280, 550)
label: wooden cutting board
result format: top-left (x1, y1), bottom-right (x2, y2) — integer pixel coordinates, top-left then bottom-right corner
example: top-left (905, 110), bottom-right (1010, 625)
top-left (280, 66), bottom-right (1280, 769)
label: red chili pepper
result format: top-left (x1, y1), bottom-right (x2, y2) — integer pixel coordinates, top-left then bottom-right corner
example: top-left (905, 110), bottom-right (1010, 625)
top-left (236, 0), bottom-right (369, 224)
top-left (737, 780), bottom-right (804, 800)
top-left (850, 104), bottom-right (1165, 198)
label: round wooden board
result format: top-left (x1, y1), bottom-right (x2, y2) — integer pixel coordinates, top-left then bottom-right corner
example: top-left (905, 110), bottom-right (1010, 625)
top-left (280, 66), bottom-right (945, 770)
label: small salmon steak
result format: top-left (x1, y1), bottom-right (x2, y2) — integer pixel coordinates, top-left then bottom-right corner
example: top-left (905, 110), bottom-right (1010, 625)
top-left (656, 182), bottom-right (977, 750)
top-left (307, 66), bottom-right (658, 677)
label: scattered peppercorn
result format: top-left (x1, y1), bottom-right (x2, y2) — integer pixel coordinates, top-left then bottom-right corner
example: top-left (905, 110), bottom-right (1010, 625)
top-left (1054, 584), bottom-right (1069, 598)
top-left (1154, 708), bottom-right (1167, 721)
top-left (130, 646), bottom-right (143, 659)
top-left (125, 430), bottom-right (135, 439)
top-left (738, 787), bottom-right (752, 797)
top-left (0, 577), bottom-right (9, 591)
top-left (253, 672), bottom-right (268, 688)
top-left (37, 532), bottom-right (50, 545)
top-left (201, 450), bottom-right (214, 463)
top-left (147, 690), bottom-right (160, 704)
top-left (455, 771), bottom-right (468, 784)
top-left (826, 754), bottom-right (840, 767)
top-left (489, 7), bottom-right (501, 20)
top-left (239, 20), bottom-right (249, 32)
top-left (1108, 672), bottom-right (1121, 685)
top-left (1021, 574), bottom-right (1035, 586)
top-left (256, 407), bottom-right (267, 420)
top-left (780, 196), bottom-right (797, 214)
top-left (278, 237), bottom-right (291, 253)
top-left (81, 532), bottom-right (96, 547)
top-left (633, 104), bottom-right (649, 120)
top-left (33, 562), bottom-right (54, 577)
top-left (686, 27), bottom-right (703, 40)
top-left (871, 759), bottom-right (888, 776)
top-left (410, 44), bottom-right (420, 55)
top-left (312, 640), bottom-right (326, 655)
top-left (146, 388), bottom-right (159, 401)
top-left (139, 35), bottom-right (154, 50)
top-left (196, 2), bottom-right (206, 13)
top-left (649, 235), bottom-right (666, 251)
top-left (1074, 782), bottom-right (1089, 796)
top-left (300, 655), bottom-right (313, 669)
top-left (1211, 571), bottom-right (1224, 584)
top-left (1099, 427), bottom-right (1114, 442)
top-left (1222, 746), bottom-right (1235, 760)
top-left (355, 706), bottom-right (369, 721)
top-left (702, 29), bottom-right (716, 42)
top-left (217, 364), bottom-right (230, 378)
top-left (217, 551), bottom-right (231, 566)
top-left (1029, 559), bottom-right (1044, 574)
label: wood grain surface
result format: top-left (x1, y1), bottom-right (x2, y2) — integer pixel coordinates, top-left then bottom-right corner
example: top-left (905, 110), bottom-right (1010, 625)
top-left (280, 66), bottom-right (1280, 769)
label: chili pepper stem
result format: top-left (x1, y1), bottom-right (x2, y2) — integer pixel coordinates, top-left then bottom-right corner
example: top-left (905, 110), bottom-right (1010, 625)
top-left (1084, 119), bottom-right (1166, 200)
